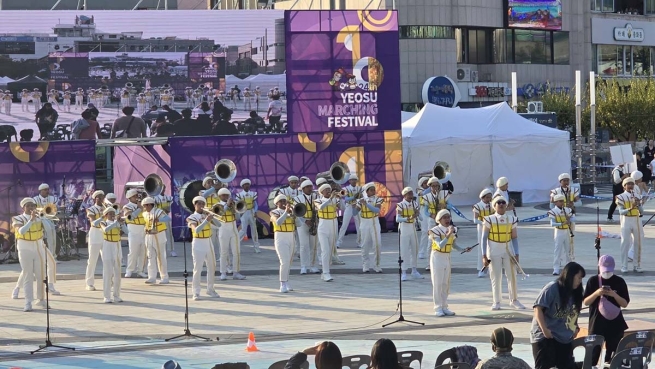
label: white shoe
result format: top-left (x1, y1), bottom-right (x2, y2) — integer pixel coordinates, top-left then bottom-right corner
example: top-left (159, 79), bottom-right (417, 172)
top-left (103, 298), bottom-right (112, 303)
top-left (113, 297), bottom-right (123, 303)
top-left (12, 287), bottom-right (19, 299)
top-left (310, 267), bottom-right (321, 274)
top-left (227, 267), bottom-right (233, 274)
top-left (425, 265), bottom-right (430, 271)
top-left (607, 218), bottom-right (615, 223)
top-left (125, 272), bottom-right (132, 278)
top-left (510, 300), bottom-right (526, 310)
top-left (220, 273), bottom-right (228, 281)
top-left (254, 246), bottom-right (261, 254)
top-left (48, 284), bottom-right (60, 295)
top-left (401, 273), bottom-right (408, 281)
top-left (36, 299), bottom-right (49, 308)
top-left (207, 290), bottom-right (220, 298)
top-left (137, 272), bottom-right (148, 278)
top-left (322, 273), bottom-right (333, 282)
top-left (145, 279), bottom-right (156, 284)
top-left (477, 270), bottom-right (487, 278)
top-left (418, 252), bottom-right (426, 259)
top-left (280, 283), bottom-right (289, 293)
top-left (553, 270), bottom-right (560, 276)
top-left (170, 250), bottom-right (178, 257)
top-left (286, 283), bottom-right (293, 291)
top-left (86, 285), bottom-right (96, 291)
top-left (333, 259), bottom-right (346, 265)
top-left (491, 303), bottom-right (501, 311)
top-left (300, 267), bottom-right (308, 275)
top-left (24, 303), bottom-right (32, 312)
top-left (442, 308), bottom-right (456, 316)
top-left (363, 267), bottom-right (370, 273)
top-left (634, 266), bottom-right (643, 273)
top-left (435, 308), bottom-right (446, 317)
top-left (621, 267), bottom-right (629, 273)
top-left (411, 270), bottom-right (424, 279)
top-left (159, 279), bottom-right (170, 284)
top-left (193, 294), bottom-right (200, 301)
top-left (233, 273), bottom-right (246, 280)
top-left (373, 266), bottom-right (383, 273)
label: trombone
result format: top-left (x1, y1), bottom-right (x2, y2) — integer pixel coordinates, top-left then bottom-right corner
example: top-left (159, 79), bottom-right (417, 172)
top-left (36, 204), bottom-right (60, 221)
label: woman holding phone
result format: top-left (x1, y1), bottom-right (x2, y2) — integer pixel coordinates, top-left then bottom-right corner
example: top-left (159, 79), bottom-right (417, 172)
top-left (583, 255), bottom-right (630, 366)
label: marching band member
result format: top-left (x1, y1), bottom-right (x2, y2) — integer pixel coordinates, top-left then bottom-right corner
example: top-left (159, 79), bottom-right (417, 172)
top-left (98, 207), bottom-right (123, 303)
top-left (616, 177), bottom-right (643, 273)
top-left (358, 182), bottom-right (384, 273)
top-left (608, 164), bottom-right (630, 222)
top-left (32, 88), bottom-right (42, 111)
top-left (481, 196), bottom-right (526, 310)
top-left (629, 171), bottom-right (648, 262)
top-left (137, 93), bottom-right (147, 115)
top-left (216, 188), bottom-right (246, 280)
top-left (421, 177), bottom-right (450, 268)
top-left (185, 87), bottom-right (194, 109)
top-left (396, 187), bottom-right (422, 281)
top-left (336, 175), bottom-right (362, 249)
top-left (142, 197), bottom-right (170, 284)
top-left (493, 177), bottom-right (516, 213)
top-left (13, 198), bottom-right (47, 311)
top-left (278, 176), bottom-right (300, 199)
top-left (120, 89), bottom-right (130, 108)
top-left (230, 86), bottom-right (238, 110)
top-left (123, 189), bottom-right (148, 278)
top-left (153, 189), bottom-right (176, 257)
top-left (254, 86), bottom-right (261, 111)
top-left (85, 88), bottom-right (94, 106)
top-left (271, 194), bottom-right (304, 292)
top-left (314, 183), bottom-right (343, 282)
top-left (21, 88), bottom-right (31, 112)
top-left (202, 176), bottom-right (227, 266)
top-left (416, 177), bottom-right (430, 259)
top-left (548, 194), bottom-right (575, 275)
top-left (63, 90), bottom-right (72, 112)
top-left (75, 88), bottom-right (84, 110)
top-left (236, 179), bottom-right (260, 253)
top-left (105, 193), bottom-right (118, 208)
top-left (0, 90), bottom-right (3, 113)
top-left (429, 210), bottom-right (471, 316)
top-left (47, 89), bottom-right (60, 109)
top-left (85, 190), bottom-right (106, 291)
top-left (3, 90), bottom-right (11, 115)
top-left (145, 88), bottom-right (154, 106)
top-left (294, 180), bottom-right (321, 274)
top-left (187, 196), bottom-right (220, 300)
top-left (472, 189), bottom-right (494, 277)
top-left (33, 184), bottom-right (58, 260)
top-left (550, 173), bottom-right (579, 210)
top-left (243, 87), bottom-right (252, 111)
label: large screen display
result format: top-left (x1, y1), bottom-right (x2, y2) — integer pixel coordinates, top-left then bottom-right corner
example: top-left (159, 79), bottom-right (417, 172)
top-left (506, 0), bottom-right (562, 31)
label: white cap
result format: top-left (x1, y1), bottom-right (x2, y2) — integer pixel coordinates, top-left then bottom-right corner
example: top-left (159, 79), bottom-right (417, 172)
top-left (631, 171), bottom-right (643, 181)
top-left (141, 197), bottom-right (156, 206)
top-left (301, 180), bottom-right (313, 189)
top-left (192, 196), bottom-right (206, 205)
top-left (103, 207), bottom-right (116, 215)
top-left (274, 194), bottom-right (287, 204)
top-left (288, 176), bottom-right (299, 182)
top-left (240, 179), bottom-right (251, 187)
top-left (436, 209), bottom-right (451, 221)
top-left (300, 176), bottom-right (310, 182)
top-left (319, 184), bottom-right (332, 194)
top-left (492, 196), bottom-right (508, 206)
top-left (217, 188), bottom-right (231, 196)
top-left (106, 193), bottom-right (117, 200)
top-left (38, 183), bottom-right (49, 191)
top-left (553, 194), bottom-right (566, 202)
top-left (622, 177), bottom-right (635, 186)
top-left (496, 177), bottom-right (509, 187)
top-left (362, 182), bottom-right (376, 193)
top-left (558, 173), bottom-right (571, 181)
top-left (126, 189), bottom-right (138, 198)
top-left (418, 177), bottom-right (429, 186)
top-left (92, 190), bottom-right (105, 199)
top-left (401, 187), bottom-right (413, 196)
top-left (316, 177), bottom-right (327, 186)
top-left (479, 189), bottom-right (492, 199)
top-left (20, 198), bottom-right (35, 207)
top-left (349, 174), bottom-right (359, 181)
top-left (427, 177), bottom-right (441, 186)
top-left (202, 176), bottom-right (214, 186)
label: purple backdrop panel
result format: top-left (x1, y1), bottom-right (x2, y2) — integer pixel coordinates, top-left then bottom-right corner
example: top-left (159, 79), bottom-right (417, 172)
top-left (285, 10), bottom-right (400, 133)
top-left (113, 145), bottom-right (172, 204)
top-left (0, 141), bottom-right (96, 236)
top-left (168, 131), bottom-right (403, 240)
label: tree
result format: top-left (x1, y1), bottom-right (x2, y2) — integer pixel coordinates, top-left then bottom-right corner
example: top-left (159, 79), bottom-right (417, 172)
top-left (595, 77), bottom-right (655, 141)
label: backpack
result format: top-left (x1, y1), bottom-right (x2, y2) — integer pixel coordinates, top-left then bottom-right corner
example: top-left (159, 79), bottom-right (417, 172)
top-left (71, 118), bottom-right (90, 139)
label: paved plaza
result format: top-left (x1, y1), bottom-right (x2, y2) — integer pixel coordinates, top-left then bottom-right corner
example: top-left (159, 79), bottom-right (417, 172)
top-left (1, 193), bottom-right (655, 368)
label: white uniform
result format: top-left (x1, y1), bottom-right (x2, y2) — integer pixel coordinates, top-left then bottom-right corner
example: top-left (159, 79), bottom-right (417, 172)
top-left (32, 91), bottom-right (42, 110)
top-left (187, 212), bottom-right (218, 296)
top-left (86, 205), bottom-right (105, 288)
top-left (547, 206), bottom-right (575, 273)
top-left (201, 189), bottom-right (223, 264)
top-left (417, 187), bottom-right (430, 258)
top-left (336, 185), bottom-right (362, 248)
top-left (75, 91), bottom-right (84, 109)
top-left (396, 199), bottom-right (420, 271)
top-left (493, 189), bottom-right (510, 202)
top-left (100, 220), bottom-right (122, 301)
top-left (21, 91), bottom-right (31, 112)
top-left (121, 92), bottom-right (131, 108)
top-left (143, 208), bottom-right (169, 282)
top-left (294, 192), bottom-right (319, 271)
top-left (123, 202), bottom-right (147, 276)
top-left (616, 191), bottom-right (643, 270)
top-left (33, 195), bottom-right (59, 258)
top-left (359, 195), bottom-right (384, 270)
top-left (279, 187), bottom-right (302, 258)
top-left (472, 200), bottom-right (494, 271)
top-left (629, 186), bottom-right (647, 262)
top-left (217, 201), bottom-right (242, 275)
top-left (314, 196), bottom-right (342, 279)
top-left (153, 195), bottom-right (175, 255)
top-left (429, 224), bottom-right (463, 313)
top-left (63, 93), bottom-right (72, 112)
top-left (48, 91), bottom-right (60, 108)
top-left (12, 214), bottom-right (45, 306)
top-left (243, 90), bottom-right (252, 111)
top-left (421, 190), bottom-right (449, 257)
top-left (236, 190), bottom-right (260, 249)
top-left (3, 94), bottom-right (11, 115)
top-left (483, 213), bottom-right (519, 305)
top-left (271, 208), bottom-right (303, 282)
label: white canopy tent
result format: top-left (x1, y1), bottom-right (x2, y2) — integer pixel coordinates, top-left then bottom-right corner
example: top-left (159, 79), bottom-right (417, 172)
top-left (403, 102), bottom-right (571, 205)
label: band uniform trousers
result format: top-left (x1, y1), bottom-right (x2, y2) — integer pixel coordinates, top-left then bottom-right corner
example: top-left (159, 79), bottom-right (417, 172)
top-left (101, 240), bottom-right (122, 300)
top-left (145, 231), bottom-right (169, 281)
top-left (17, 240), bottom-right (45, 304)
top-left (16, 243), bottom-right (57, 290)
top-left (297, 222), bottom-right (318, 269)
top-left (336, 205), bottom-right (361, 247)
top-left (399, 222), bottom-right (419, 270)
top-left (317, 218), bottom-right (338, 275)
top-left (192, 237), bottom-right (216, 295)
top-left (86, 227), bottom-right (104, 287)
top-left (620, 215), bottom-right (640, 269)
top-left (219, 221), bottom-right (241, 274)
top-left (41, 218), bottom-right (57, 257)
top-left (126, 224), bottom-right (146, 274)
top-left (422, 218), bottom-right (437, 257)
top-left (477, 224), bottom-right (485, 271)
top-left (275, 231), bottom-right (295, 282)
top-left (163, 219), bottom-right (174, 253)
top-left (487, 240), bottom-right (518, 304)
top-left (360, 217), bottom-right (382, 268)
top-left (238, 209), bottom-right (260, 246)
top-left (553, 228), bottom-right (571, 271)
top-left (430, 250), bottom-right (452, 312)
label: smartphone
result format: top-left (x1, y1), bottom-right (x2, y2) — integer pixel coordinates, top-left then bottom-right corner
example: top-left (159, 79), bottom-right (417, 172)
top-left (602, 285), bottom-right (611, 290)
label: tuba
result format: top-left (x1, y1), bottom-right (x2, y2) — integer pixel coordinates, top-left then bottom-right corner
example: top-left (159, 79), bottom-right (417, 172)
top-left (214, 159), bottom-right (237, 183)
top-left (144, 173), bottom-right (164, 197)
top-left (293, 203), bottom-right (307, 218)
top-left (316, 162), bottom-right (351, 190)
top-left (418, 161), bottom-right (451, 184)
top-left (125, 82), bottom-right (133, 88)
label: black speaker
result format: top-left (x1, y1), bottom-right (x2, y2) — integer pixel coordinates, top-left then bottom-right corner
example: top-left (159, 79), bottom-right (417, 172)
top-left (379, 217), bottom-right (389, 233)
top-left (580, 183), bottom-right (594, 196)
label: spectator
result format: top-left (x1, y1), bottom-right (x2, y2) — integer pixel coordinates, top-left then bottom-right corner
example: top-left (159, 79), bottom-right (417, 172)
top-left (86, 103), bottom-right (99, 119)
top-left (475, 327), bottom-right (531, 369)
top-left (35, 103), bottom-right (58, 140)
top-left (531, 262), bottom-right (586, 369)
top-left (196, 101), bottom-right (213, 128)
top-left (0, 125), bottom-right (18, 142)
top-left (242, 111), bottom-right (265, 134)
top-left (172, 108), bottom-right (196, 136)
top-left (583, 255), bottom-right (630, 367)
top-left (212, 111), bottom-right (238, 136)
top-left (370, 339), bottom-right (401, 369)
top-left (77, 109), bottom-right (102, 140)
top-left (151, 117), bottom-right (174, 137)
top-left (20, 129), bottom-right (34, 142)
top-left (142, 105), bottom-right (163, 130)
top-left (284, 341), bottom-right (342, 369)
top-left (111, 106), bottom-right (147, 138)
top-left (162, 104), bottom-right (182, 123)
top-left (266, 94), bottom-right (283, 133)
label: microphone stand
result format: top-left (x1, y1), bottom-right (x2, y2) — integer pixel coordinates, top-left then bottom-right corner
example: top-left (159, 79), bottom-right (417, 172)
top-left (31, 239), bottom-right (75, 354)
top-left (165, 226), bottom-right (212, 342)
top-left (383, 223), bottom-right (424, 328)
top-left (595, 198), bottom-right (601, 274)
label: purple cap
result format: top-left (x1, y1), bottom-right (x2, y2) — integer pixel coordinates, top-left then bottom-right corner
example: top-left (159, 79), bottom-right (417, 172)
top-left (598, 255), bottom-right (615, 273)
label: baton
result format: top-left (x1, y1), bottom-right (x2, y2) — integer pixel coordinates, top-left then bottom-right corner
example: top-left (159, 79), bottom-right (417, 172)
top-left (460, 243), bottom-right (479, 254)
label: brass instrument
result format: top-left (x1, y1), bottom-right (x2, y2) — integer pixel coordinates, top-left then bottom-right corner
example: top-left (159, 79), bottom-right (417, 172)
top-left (37, 204), bottom-right (60, 221)
top-left (203, 206), bottom-right (223, 217)
top-left (112, 204), bottom-right (119, 211)
top-left (234, 199), bottom-right (247, 214)
top-left (418, 161), bottom-right (451, 184)
top-left (316, 162), bottom-right (351, 191)
top-left (292, 202), bottom-right (307, 218)
top-left (214, 159), bottom-right (237, 183)
top-left (339, 189), bottom-right (348, 197)
top-left (144, 173), bottom-right (164, 197)
top-left (125, 82), bottom-right (133, 88)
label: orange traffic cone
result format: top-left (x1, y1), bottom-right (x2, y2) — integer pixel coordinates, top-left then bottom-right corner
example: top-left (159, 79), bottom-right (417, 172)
top-left (245, 332), bottom-right (259, 352)
top-left (244, 235), bottom-right (249, 241)
top-left (598, 226), bottom-right (604, 238)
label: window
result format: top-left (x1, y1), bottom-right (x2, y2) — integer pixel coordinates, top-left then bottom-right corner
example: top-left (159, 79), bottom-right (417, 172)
top-left (648, 0), bottom-right (655, 14)
top-left (596, 45), bottom-right (655, 76)
top-left (597, 45), bottom-right (624, 75)
top-left (0, 42), bottom-right (35, 54)
top-left (633, 46), bottom-right (652, 75)
top-left (592, 0), bottom-right (615, 11)
top-left (457, 29), bottom-right (492, 64)
top-left (493, 29), bottom-right (511, 63)
top-left (399, 26), bottom-right (455, 39)
top-left (553, 31), bottom-right (570, 64)
top-left (514, 30), bottom-right (551, 64)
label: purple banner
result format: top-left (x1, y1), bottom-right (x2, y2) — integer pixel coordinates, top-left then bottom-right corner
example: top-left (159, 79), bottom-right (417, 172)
top-left (0, 141), bottom-right (96, 237)
top-left (285, 10), bottom-right (400, 133)
top-left (167, 131), bottom-right (403, 240)
top-left (49, 53), bottom-right (90, 80)
top-left (112, 145), bottom-right (172, 205)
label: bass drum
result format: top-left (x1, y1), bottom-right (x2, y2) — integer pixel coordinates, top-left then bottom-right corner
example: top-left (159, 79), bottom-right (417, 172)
top-left (179, 180), bottom-right (204, 213)
top-left (267, 185), bottom-right (288, 209)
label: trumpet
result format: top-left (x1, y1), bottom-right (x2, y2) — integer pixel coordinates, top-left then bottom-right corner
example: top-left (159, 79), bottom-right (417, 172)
top-left (36, 204), bottom-right (59, 220)
top-left (202, 207), bottom-right (223, 217)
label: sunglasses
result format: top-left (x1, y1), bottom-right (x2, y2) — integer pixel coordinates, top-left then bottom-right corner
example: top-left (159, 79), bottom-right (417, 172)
top-left (496, 201), bottom-right (507, 205)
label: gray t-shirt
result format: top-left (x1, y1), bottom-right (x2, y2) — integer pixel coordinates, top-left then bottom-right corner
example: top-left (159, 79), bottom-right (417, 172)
top-left (530, 281), bottom-right (580, 344)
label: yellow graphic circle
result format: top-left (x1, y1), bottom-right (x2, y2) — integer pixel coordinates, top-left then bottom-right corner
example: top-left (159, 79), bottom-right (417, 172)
top-left (357, 11), bottom-right (395, 32)
top-left (9, 142), bottom-right (50, 163)
top-left (373, 182), bottom-right (392, 217)
top-left (298, 133), bottom-right (334, 153)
